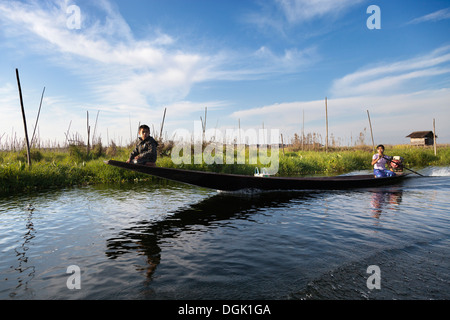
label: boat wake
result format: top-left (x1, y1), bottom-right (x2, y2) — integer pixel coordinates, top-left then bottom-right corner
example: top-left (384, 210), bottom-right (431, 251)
top-left (422, 166), bottom-right (450, 177)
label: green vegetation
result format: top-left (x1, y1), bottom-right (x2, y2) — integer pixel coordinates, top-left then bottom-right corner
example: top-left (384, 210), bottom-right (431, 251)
top-left (278, 145), bottom-right (450, 176)
top-left (1, 144), bottom-right (450, 194)
top-left (0, 146), bottom-right (151, 194)
top-left (159, 145), bottom-right (450, 176)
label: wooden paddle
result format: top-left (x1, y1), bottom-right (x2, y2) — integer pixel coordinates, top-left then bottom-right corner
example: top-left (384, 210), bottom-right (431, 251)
top-left (402, 166), bottom-right (424, 177)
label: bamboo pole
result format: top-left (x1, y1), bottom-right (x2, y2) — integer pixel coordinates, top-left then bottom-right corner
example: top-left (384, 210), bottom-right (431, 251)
top-left (238, 119), bottom-right (241, 144)
top-left (262, 122), bottom-right (265, 145)
top-left (302, 109), bottom-right (304, 151)
top-left (204, 107), bottom-right (207, 133)
top-left (64, 120), bottom-right (72, 147)
top-left (200, 107), bottom-right (207, 144)
top-left (92, 110), bottom-right (100, 146)
top-left (31, 86), bottom-right (45, 148)
top-left (433, 118), bottom-right (437, 156)
top-left (86, 110), bottom-right (90, 155)
top-left (367, 110), bottom-right (375, 153)
top-left (129, 114), bottom-right (133, 144)
top-left (325, 97), bottom-right (328, 153)
top-left (15, 68), bottom-right (32, 168)
top-left (159, 107), bottom-right (167, 142)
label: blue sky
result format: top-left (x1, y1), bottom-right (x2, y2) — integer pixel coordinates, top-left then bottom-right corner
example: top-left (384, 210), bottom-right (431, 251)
top-left (0, 0), bottom-right (449, 147)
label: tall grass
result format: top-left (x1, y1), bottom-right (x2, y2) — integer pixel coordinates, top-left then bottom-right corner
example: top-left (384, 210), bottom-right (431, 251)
top-left (277, 150), bottom-right (369, 176)
top-left (277, 145), bottom-right (450, 176)
top-left (159, 145), bottom-right (450, 176)
top-left (1, 144), bottom-right (450, 194)
top-left (0, 146), bottom-right (151, 194)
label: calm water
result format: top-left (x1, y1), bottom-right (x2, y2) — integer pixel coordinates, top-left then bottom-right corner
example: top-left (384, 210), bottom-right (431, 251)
top-left (1, 167), bottom-right (449, 300)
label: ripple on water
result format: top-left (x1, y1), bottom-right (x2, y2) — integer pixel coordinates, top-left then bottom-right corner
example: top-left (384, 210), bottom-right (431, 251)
top-left (1, 173), bottom-right (449, 299)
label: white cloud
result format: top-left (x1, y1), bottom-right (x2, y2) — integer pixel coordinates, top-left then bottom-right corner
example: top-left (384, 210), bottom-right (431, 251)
top-left (275, 0), bottom-right (363, 24)
top-left (253, 45), bottom-right (319, 72)
top-left (229, 46), bottom-right (450, 144)
top-left (0, 0), bottom-right (227, 144)
top-left (229, 89), bottom-right (450, 145)
top-left (242, 0), bottom-right (365, 43)
top-left (0, 0), bottom-right (214, 106)
top-left (2, 0), bottom-right (448, 146)
top-left (0, 0), bottom-right (318, 109)
top-left (408, 7), bottom-right (450, 24)
top-left (0, 0), bottom-right (322, 146)
top-left (0, 80), bottom-right (88, 148)
top-left (0, 83), bottom-right (17, 111)
top-left (331, 45), bottom-right (450, 97)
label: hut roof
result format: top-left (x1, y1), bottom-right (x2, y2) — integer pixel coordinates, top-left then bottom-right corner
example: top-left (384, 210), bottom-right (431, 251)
top-left (406, 131), bottom-right (436, 138)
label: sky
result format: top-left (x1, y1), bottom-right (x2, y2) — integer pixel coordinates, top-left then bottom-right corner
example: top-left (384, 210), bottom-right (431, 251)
top-left (0, 0), bottom-right (449, 148)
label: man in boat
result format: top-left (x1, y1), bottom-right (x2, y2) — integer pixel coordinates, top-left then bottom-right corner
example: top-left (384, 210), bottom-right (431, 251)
top-left (371, 144), bottom-right (396, 178)
top-left (126, 124), bottom-right (158, 166)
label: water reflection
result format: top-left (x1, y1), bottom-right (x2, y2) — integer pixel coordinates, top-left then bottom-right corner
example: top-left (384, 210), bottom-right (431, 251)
top-left (105, 191), bottom-right (317, 280)
top-left (10, 205), bottom-right (36, 298)
top-left (370, 189), bottom-right (403, 218)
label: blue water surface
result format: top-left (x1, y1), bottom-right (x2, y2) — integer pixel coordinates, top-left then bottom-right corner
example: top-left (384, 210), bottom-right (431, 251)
top-left (1, 167), bottom-right (449, 300)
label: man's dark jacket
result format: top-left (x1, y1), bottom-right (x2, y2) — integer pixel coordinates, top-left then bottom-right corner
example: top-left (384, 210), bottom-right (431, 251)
top-left (129, 136), bottom-right (158, 164)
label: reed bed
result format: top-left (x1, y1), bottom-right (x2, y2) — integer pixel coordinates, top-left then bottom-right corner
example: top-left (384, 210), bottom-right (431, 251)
top-left (1, 144), bottom-right (450, 194)
top-left (0, 146), bottom-right (150, 193)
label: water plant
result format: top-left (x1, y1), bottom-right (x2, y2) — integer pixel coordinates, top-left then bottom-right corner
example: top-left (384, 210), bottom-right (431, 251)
top-left (1, 145), bottom-right (450, 194)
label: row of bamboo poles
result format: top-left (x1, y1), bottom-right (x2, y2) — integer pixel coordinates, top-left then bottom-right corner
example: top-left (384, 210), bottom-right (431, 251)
top-left (12, 69), bottom-right (439, 169)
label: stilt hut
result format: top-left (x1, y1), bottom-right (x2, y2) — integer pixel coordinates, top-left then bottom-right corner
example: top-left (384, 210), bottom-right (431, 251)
top-left (406, 131), bottom-right (437, 146)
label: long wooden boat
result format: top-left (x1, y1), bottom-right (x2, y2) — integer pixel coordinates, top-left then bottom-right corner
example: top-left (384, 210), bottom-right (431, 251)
top-left (105, 160), bottom-right (410, 192)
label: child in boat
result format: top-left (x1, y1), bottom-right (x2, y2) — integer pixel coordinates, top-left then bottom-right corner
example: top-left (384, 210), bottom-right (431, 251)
top-left (371, 144), bottom-right (396, 178)
top-left (126, 124), bottom-right (158, 166)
